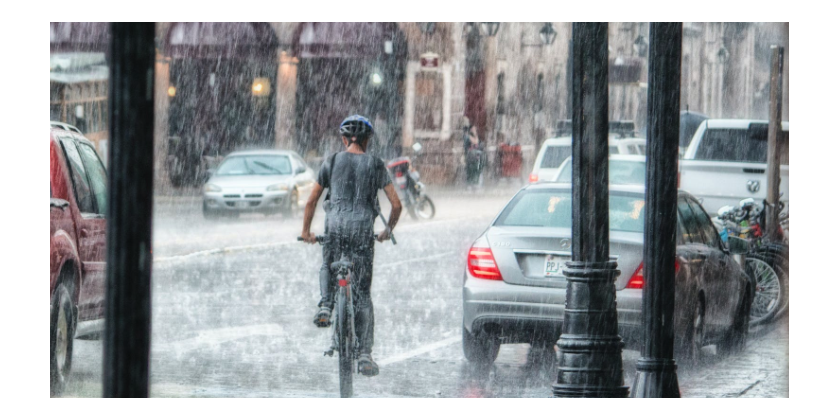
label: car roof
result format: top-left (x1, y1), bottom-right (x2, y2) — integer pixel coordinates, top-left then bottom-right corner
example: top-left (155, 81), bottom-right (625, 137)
top-left (50, 127), bottom-right (96, 148)
top-left (523, 181), bottom-right (693, 198)
top-left (226, 149), bottom-right (296, 157)
top-left (541, 135), bottom-right (625, 146)
top-left (704, 119), bottom-right (789, 131)
top-left (559, 154), bottom-right (646, 166)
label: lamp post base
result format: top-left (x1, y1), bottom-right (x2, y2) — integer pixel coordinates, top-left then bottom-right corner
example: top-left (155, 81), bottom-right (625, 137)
top-left (553, 261), bottom-right (629, 398)
top-left (630, 358), bottom-right (680, 398)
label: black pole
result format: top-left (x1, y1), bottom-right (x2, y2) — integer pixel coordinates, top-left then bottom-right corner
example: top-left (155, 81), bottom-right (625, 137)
top-left (103, 22), bottom-right (156, 398)
top-left (630, 22), bottom-right (683, 398)
top-left (553, 22), bottom-right (628, 398)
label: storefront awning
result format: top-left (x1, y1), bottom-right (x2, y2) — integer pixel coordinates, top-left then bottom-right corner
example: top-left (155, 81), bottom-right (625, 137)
top-left (292, 22), bottom-right (403, 59)
top-left (50, 22), bottom-right (109, 53)
top-left (165, 22), bottom-right (278, 59)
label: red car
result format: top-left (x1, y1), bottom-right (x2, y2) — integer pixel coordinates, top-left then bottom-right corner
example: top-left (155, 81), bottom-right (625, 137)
top-left (50, 125), bottom-right (107, 396)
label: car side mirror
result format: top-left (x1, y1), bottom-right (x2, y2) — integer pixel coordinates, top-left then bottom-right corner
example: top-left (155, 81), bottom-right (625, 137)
top-left (50, 198), bottom-right (69, 209)
top-left (727, 236), bottom-right (749, 255)
top-left (295, 166), bottom-right (306, 175)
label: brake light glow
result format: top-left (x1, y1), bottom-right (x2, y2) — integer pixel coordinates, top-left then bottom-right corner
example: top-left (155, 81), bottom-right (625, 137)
top-left (529, 173), bottom-right (539, 183)
top-left (626, 261), bottom-right (681, 289)
top-left (467, 247), bottom-right (503, 281)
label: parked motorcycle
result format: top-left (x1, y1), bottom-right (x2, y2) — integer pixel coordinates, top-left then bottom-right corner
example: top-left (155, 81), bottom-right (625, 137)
top-left (386, 148), bottom-right (435, 220)
top-left (715, 197), bottom-right (789, 325)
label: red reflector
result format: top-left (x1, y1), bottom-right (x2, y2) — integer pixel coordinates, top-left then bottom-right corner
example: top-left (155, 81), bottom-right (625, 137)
top-left (627, 261), bottom-right (681, 289)
top-left (339, 279), bottom-right (347, 287)
top-left (467, 247), bottom-right (503, 281)
top-left (529, 173), bottom-right (539, 183)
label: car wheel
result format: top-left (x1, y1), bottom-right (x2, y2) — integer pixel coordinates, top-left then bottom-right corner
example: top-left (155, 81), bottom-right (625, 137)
top-left (677, 298), bottom-right (704, 368)
top-left (50, 281), bottom-right (75, 397)
top-left (746, 254), bottom-right (786, 325)
top-left (462, 327), bottom-right (500, 367)
top-left (282, 189), bottom-right (299, 218)
top-left (202, 202), bottom-right (220, 220)
top-left (720, 285), bottom-right (751, 356)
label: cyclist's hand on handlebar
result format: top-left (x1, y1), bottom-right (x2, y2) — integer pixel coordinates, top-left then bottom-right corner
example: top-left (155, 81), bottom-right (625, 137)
top-left (301, 232), bottom-right (318, 244)
top-left (376, 229), bottom-right (391, 243)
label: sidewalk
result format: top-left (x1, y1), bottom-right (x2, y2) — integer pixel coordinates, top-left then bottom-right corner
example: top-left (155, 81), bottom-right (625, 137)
top-left (680, 313), bottom-right (789, 397)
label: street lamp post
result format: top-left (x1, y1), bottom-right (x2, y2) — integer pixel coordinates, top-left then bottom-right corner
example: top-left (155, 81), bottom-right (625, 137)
top-left (103, 22), bottom-right (156, 398)
top-left (630, 22), bottom-right (683, 398)
top-left (553, 22), bottom-right (628, 398)
top-left (481, 23), bottom-right (500, 147)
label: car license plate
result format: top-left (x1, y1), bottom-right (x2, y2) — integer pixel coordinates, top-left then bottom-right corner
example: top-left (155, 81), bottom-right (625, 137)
top-left (396, 176), bottom-right (407, 186)
top-left (544, 255), bottom-right (566, 278)
top-left (235, 201), bottom-right (249, 209)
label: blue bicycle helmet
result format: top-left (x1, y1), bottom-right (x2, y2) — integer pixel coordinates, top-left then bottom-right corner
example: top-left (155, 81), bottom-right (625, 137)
top-left (339, 115), bottom-right (373, 141)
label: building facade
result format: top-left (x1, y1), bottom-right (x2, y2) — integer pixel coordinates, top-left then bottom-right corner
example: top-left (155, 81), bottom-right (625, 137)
top-left (50, 22), bottom-right (790, 190)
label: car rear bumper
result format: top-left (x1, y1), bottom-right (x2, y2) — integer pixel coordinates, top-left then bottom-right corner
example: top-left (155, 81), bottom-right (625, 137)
top-left (204, 191), bottom-right (290, 212)
top-left (463, 272), bottom-right (643, 346)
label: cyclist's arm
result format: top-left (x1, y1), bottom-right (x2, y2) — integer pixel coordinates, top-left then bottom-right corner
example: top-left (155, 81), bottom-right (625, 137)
top-left (301, 183), bottom-right (324, 243)
top-left (383, 183), bottom-right (402, 233)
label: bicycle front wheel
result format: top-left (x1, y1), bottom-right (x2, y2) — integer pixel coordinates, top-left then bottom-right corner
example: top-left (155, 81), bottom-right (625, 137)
top-left (337, 286), bottom-right (354, 398)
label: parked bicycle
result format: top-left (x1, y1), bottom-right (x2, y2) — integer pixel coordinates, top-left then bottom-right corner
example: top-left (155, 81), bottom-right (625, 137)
top-left (715, 197), bottom-right (789, 325)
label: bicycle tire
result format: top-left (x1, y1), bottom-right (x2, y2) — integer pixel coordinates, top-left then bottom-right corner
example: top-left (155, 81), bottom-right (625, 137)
top-left (337, 286), bottom-right (353, 398)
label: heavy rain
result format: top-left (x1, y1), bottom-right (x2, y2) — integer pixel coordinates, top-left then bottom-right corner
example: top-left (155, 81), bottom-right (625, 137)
top-left (46, 20), bottom-right (791, 400)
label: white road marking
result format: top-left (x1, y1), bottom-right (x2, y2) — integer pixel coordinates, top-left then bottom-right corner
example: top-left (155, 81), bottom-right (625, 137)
top-left (377, 334), bottom-right (461, 367)
top-left (154, 324), bottom-right (283, 353)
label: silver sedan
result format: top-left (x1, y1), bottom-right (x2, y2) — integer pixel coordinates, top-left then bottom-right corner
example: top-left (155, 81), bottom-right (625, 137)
top-left (462, 183), bottom-right (753, 366)
top-left (202, 150), bottom-right (316, 219)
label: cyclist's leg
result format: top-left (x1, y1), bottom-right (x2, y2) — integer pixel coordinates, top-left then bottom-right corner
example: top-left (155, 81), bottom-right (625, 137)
top-left (352, 236), bottom-right (375, 356)
top-left (319, 241), bottom-right (337, 309)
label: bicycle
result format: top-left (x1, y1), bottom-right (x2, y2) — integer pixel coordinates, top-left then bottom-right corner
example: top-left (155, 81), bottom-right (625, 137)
top-left (298, 233), bottom-right (388, 398)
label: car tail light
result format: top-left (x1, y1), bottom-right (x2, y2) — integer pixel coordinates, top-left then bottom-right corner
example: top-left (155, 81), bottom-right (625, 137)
top-left (529, 173), bottom-right (539, 183)
top-left (626, 261), bottom-right (681, 289)
top-left (467, 247), bottom-right (503, 281)
top-left (676, 171), bottom-right (681, 188)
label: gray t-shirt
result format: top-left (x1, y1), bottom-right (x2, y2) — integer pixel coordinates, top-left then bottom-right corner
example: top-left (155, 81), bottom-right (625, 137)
top-left (318, 152), bottom-right (391, 227)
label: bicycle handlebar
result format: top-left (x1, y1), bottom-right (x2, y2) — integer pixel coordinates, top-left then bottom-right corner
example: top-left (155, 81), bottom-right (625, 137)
top-left (297, 234), bottom-right (388, 244)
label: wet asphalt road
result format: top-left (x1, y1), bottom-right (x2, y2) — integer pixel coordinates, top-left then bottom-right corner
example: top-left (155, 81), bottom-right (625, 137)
top-left (61, 187), bottom-right (788, 397)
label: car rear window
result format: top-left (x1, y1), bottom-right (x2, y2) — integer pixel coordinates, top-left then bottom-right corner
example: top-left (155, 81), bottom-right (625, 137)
top-left (695, 128), bottom-right (789, 164)
top-left (494, 190), bottom-right (646, 232)
top-left (539, 145), bottom-right (572, 169)
top-left (216, 155), bottom-right (292, 176)
top-left (556, 160), bottom-right (646, 185)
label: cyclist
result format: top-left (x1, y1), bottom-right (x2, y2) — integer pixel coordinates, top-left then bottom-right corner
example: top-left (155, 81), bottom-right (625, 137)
top-left (300, 115), bottom-right (402, 377)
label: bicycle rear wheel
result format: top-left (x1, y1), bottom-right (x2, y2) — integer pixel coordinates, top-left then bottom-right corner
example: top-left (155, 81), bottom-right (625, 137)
top-left (337, 286), bottom-right (353, 398)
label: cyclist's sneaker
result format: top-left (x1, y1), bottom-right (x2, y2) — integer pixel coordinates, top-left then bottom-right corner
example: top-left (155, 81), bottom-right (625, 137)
top-left (358, 354), bottom-right (379, 377)
top-left (313, 306), bottom-right (332, 328)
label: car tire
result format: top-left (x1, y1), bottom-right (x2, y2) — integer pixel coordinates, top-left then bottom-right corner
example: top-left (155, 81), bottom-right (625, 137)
top-left (462, 327), bottom-right (500, 367)
top-left (720, 285), bottom-right (751, 356)
top-left (202, 202), bottom-right (220, 220)
top-left (676, 298), bottom-right (704, 369)
top-left (50, 281), bottom-right (75, 397)
top-left (282, 189), bottom-right (299, 218)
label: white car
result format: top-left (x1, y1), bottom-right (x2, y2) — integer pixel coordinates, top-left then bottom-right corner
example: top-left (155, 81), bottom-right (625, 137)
top-left (553, 154), bottom-right (647, 184)
top-left (202, 150), bottom-right (316, 219)
top-left (529, 135), bottom-right (645, 183)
